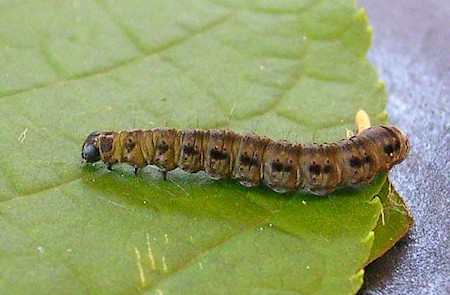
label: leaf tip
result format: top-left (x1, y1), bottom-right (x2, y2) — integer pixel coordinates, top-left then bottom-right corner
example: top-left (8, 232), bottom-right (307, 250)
top-left (368, 195), bottom-right (382, 212)
top-left (349, 268), bottom-right (365, 293)
top-left (361, 230), bottom-right (375, 245)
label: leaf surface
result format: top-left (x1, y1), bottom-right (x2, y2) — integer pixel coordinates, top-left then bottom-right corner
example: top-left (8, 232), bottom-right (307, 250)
top-left (367, 181), bottom-right (413, 264)
top-left (0, 0), bottom-right (411, 294)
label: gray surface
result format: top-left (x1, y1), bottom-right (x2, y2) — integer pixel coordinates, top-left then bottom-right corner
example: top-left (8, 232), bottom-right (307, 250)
top-left (357, 0), bottom-right (450, 294)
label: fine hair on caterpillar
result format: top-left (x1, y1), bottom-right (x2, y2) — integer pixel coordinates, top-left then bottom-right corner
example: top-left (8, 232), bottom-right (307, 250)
top-left (81, 125), bottom-right (409, 196)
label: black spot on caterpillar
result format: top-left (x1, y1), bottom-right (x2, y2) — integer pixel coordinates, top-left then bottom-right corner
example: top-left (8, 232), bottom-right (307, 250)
top-left (81, 126), bottom-right (409, 195)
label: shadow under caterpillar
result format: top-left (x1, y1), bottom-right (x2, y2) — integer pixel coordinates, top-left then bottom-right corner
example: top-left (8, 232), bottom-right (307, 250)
top-left (81, 125), bottom-right (409, 196)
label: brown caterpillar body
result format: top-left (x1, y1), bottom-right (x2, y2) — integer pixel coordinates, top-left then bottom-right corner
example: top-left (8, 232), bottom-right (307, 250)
top-left (81, 126), bottom-right (409, 196)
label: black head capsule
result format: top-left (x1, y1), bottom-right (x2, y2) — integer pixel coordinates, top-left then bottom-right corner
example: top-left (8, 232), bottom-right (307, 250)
top-left (81, 132), bottom-right (101, 163)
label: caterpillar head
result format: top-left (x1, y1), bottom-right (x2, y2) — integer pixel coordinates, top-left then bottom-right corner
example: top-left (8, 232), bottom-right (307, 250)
top-left (81, 132), bottom-right (101, 163)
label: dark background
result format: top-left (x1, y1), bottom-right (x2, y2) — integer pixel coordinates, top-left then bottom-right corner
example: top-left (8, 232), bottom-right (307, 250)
top-left (358, 0), bottom-right (449, 294)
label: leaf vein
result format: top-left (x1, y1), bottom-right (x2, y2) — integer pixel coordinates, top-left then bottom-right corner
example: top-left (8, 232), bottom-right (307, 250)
top-left (93, 0), bottom-right (149, 53)
top-left (0, 177), bottom-right (80, 205)
top-left (0, 12), bottom-right (235, 101)
top-left (143, 196), bottom-right (295, 293)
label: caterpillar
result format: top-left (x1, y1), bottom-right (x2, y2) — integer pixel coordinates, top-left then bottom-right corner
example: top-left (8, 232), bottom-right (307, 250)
top-left (81, 125), bottom-right (409, 196)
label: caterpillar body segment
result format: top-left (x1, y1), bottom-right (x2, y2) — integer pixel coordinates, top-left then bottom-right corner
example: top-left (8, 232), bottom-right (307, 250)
top-left (263, 140), bottom-right (300, 193)
top-left (81, 126), bottom-right (409, 196)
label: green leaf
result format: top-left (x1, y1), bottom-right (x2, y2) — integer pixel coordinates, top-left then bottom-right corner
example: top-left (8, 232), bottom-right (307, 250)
top-left (367, 181), bottom-right (413, 264)
top-left (0, 0), bottom-right (411, 294)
